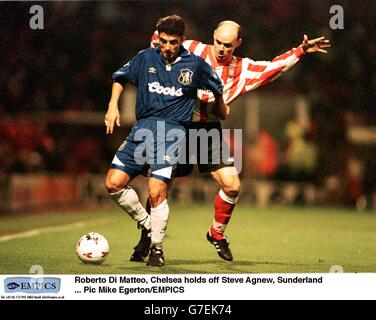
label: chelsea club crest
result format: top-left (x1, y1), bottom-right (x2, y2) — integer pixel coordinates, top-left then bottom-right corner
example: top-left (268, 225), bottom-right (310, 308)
top-left (178, 69), bottom-right (193, 85)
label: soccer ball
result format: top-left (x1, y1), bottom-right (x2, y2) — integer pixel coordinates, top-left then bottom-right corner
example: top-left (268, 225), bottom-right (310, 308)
top-left (76, 232), bottom-right (109, 264)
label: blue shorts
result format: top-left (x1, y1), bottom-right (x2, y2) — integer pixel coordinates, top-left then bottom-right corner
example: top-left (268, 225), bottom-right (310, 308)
top-left (110, 117), bottom-right (186, 183)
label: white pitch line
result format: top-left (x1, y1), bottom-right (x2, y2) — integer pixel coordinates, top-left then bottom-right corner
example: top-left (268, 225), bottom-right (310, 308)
top-left (0, 218), bottom-right (111, 243)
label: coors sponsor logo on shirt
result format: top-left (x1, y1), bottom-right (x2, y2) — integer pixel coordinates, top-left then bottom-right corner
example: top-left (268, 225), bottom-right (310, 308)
top-left (148, 82), bottom-right (183, 97)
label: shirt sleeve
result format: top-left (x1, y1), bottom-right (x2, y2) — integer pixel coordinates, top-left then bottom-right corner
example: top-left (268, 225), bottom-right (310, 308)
top-left (242, 46), bottom-right (305, 92)
top-left (150, 30), bottom-right (159, 48)
top-left (196, 59), bottom-right (223, 96)
top-left (183, 40), bottom-right (211, 59)
top-left (112, 50), bottom-right (144, 86)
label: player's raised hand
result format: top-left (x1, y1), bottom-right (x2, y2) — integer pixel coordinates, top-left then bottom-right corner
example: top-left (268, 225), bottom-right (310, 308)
top-left (150, 30), bottom-right (160, 48)
top-left (105, 103), bottom-right (121, 134)
top-left (300, 34), bottom-right (331, 54)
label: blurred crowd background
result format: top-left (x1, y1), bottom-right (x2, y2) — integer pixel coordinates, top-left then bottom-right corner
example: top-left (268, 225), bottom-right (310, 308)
top-left (0, 0), bottom-right (375, 210)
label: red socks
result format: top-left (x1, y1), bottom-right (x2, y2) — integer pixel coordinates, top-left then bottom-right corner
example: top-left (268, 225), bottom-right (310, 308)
top-left (210, 190), bottom-right (238, 240)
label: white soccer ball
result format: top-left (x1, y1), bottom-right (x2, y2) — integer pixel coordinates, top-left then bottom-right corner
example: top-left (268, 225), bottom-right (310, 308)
top-left (76, 232), bottom-right (109, 264)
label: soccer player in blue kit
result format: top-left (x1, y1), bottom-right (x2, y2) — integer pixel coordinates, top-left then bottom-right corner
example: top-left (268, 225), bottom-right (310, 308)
top-left (104, 15), bottom-right (228, 266)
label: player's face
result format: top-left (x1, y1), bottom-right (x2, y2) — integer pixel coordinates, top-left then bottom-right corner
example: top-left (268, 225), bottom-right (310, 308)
top-left (213, 29), bottom-right (241, 62)
top-left (159, 32), bottom-right (183, 63)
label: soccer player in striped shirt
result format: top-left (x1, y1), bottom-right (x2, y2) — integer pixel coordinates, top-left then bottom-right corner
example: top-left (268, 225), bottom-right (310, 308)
top-left (139, 21), bottom-right (330, 262)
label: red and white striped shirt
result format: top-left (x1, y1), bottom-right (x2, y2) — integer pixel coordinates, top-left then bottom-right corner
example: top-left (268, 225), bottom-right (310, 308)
top-left (184, 40), bottom-right (304, 122)
top-left (150, 33), bottom-right (304, 122)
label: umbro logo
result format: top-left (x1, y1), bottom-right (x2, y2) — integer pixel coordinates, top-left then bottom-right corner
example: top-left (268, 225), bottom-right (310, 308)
top-left (163, 155), bottom-right (172, 162)
top-left (148, 67), bottom-right (157, 73)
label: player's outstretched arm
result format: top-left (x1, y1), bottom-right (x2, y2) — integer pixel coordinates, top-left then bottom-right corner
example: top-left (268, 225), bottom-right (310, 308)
top-left (105, 82), bottom-right (123, 134)
top-left (299, 34), bottom-right (331, 54)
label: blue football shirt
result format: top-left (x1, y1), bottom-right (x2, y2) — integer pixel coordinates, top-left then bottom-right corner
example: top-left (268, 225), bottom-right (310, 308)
top-left (112, 47), bottom-right (223, 122)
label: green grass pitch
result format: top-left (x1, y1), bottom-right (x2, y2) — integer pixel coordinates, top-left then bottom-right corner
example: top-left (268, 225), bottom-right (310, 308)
top-left (0, 204), bottom-right (375, 274)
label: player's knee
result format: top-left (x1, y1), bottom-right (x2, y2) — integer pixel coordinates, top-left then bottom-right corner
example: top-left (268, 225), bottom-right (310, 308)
top-left (148, 188), bottom-right (167, 207)
top-left (105, 176), bottom-right (125, 194)
top-left (224, 189), bottom-right (240, 199)
top-left (233, 179), bottom-right (241, 194)
top-left (222, 180), bottom-right (241, 199)
top-left (149, 191), bottom-right (162, 206)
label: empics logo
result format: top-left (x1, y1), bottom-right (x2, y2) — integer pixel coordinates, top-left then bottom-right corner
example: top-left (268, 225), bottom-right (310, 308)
top-left (6, 282), bottom-right (20, 290)
top-left (4, 277), bottom-right (61, 294)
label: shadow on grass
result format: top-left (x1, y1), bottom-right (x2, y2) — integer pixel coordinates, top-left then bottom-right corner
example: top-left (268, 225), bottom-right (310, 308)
top-left (116, 259), bottom-right (313, 274)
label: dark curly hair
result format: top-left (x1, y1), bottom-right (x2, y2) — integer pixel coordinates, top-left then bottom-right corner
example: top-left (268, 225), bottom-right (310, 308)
top-left (156, 15), bottom-right (185, 37)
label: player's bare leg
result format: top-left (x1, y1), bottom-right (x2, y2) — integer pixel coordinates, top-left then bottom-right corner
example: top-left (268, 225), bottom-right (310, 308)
top-left (131, 177), bottom-right (177, 263)
top-left (144, 178), bottom-right (175, 213)
top-left (146, 177), bottom-right (170, 266)
top-left (207, 166), bottom-right (240, 261)
top-left (105, 169), bottom-right (151, 262)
